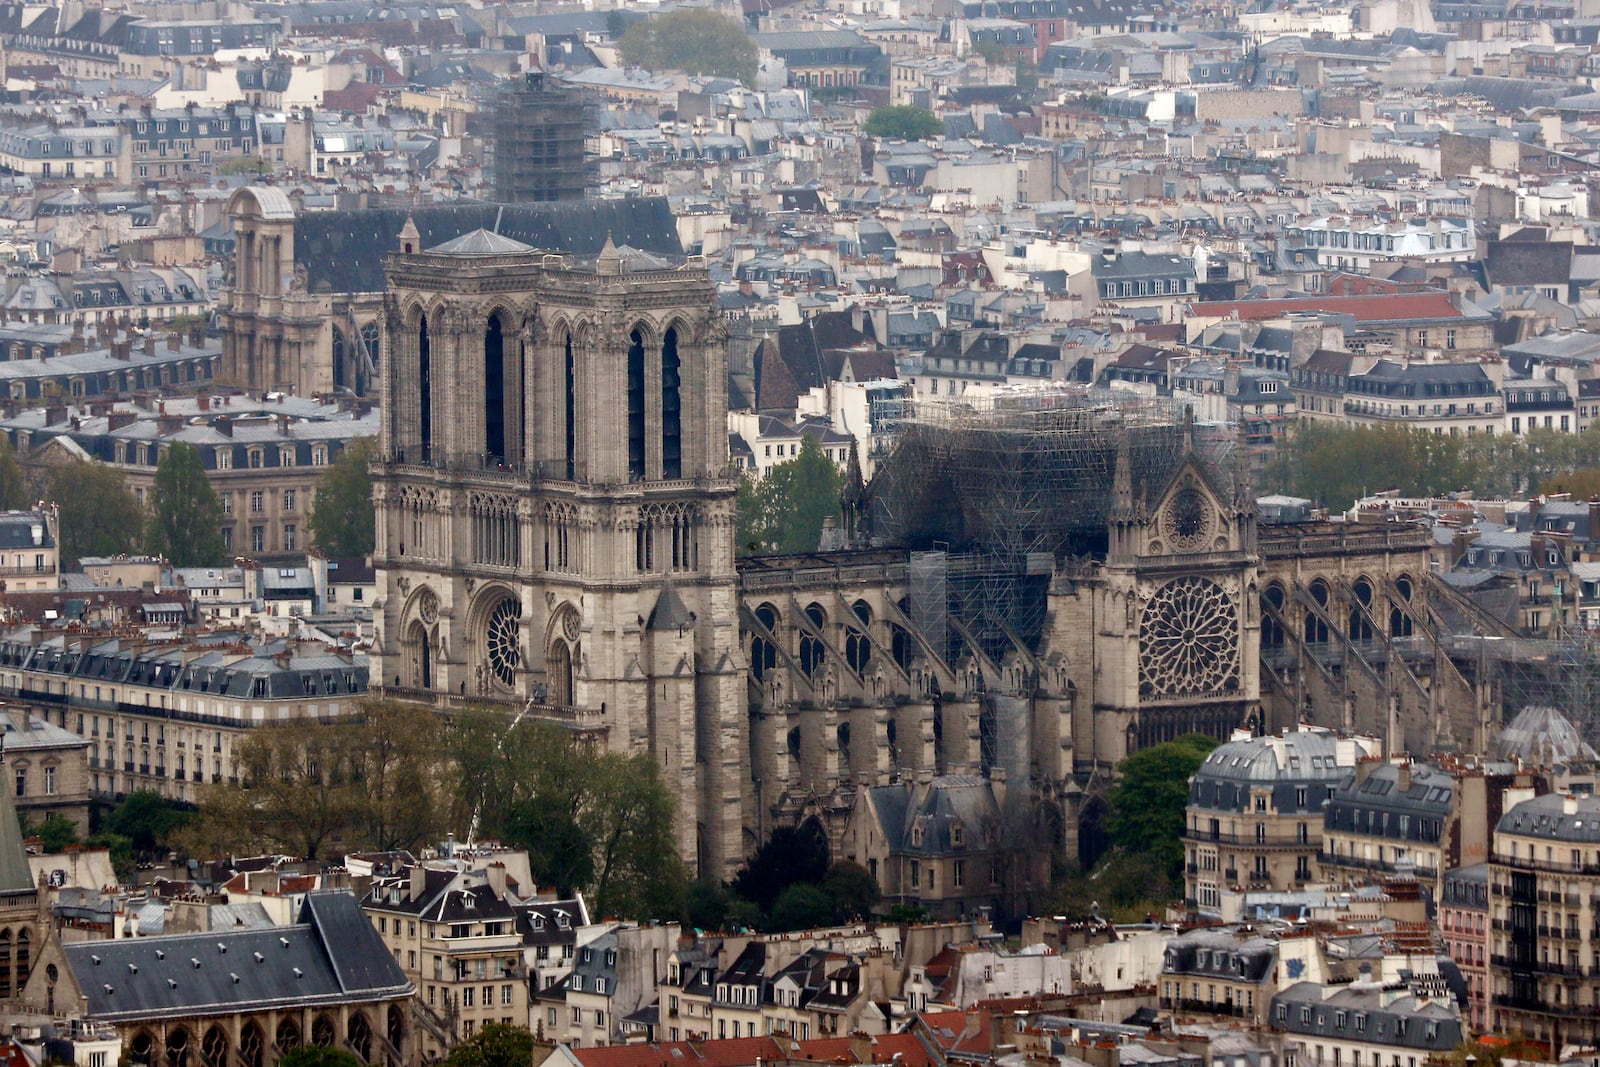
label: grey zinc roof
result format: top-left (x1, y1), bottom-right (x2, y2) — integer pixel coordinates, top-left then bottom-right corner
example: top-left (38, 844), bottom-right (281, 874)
top-left (64, 891), bottom-right (410, 1022)
top-left (1497, 792), bottom-right (1600, 843)
top-left (1196, 730), bottom-right (1347, 783)
top-left (426, 228), bottom-right (537, 256)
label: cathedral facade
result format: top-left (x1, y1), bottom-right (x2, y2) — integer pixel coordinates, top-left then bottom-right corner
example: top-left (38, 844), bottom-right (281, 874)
top-left (368, 217), bottom-right (1495, 892)
top-left (370, 228), bottom-right (747, 874)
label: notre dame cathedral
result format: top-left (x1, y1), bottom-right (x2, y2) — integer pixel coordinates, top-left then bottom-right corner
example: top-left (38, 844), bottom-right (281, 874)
top-left (356, 197), bottom-right (1499, 892)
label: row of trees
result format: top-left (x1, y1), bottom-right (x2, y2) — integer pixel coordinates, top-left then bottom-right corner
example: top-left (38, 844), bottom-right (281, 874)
top-left (184, 701), bottom-right (888, 930)
top-left (183, 703), bottom-right (682, 919)
top-left (1264, 422), bottom-right (1600, 512)
top-left (0, 433), bottom-right (376, 569)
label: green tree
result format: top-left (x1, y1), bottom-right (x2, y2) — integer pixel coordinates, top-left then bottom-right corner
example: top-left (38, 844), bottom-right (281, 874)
top-left (43, 460), bottom-right (142, 567)
top-left (1038, 850), bottom-right (1175, 924)
top-left (766, 883), bottom-right (836, 932)
top-left (21, 812), bottom-right (79, 853)
top-left (183, 719), bottom-right (363, 860)
top-left (863, 105), bottom-right (943, 140)
top-left (1102, 733), bottom-right (1218, 881)
top-left (308, 437), bottom-right (376, 558)
top-left (0, 436), bottom-right (26, 511)
top-left (736, 437), bottom-right (844, 554)
top-left (348, 699), bottom-right (446, 853)
top-left (145, 442), bottom-right (226, 565)
top-left (684, 878), bottom-right (760, 932)
top-left (619, 10), bottom-right (757, 84)
top-left (85, 831), bottom-right (134, 882)
top-left (821, 860), bottom-right (881, 922)
top-left (730, 821), bottom-right (830, 912)
top-left (278, 1049), bottom-right (363, 1067)
top-left (103, 790), bottom-right (191, 859)
top-left (442, 1023), bottom-right (536, 1067)
top-left (460, 713), bottom-right (687, 919)
top-left (183, 706), bottom-right (444, 860)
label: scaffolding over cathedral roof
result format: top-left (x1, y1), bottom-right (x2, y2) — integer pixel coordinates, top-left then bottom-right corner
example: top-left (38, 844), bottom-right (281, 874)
top-left (870, 383), bottom-right (1240, 562)
top-left (865, 384), bottom-right (1241, 667)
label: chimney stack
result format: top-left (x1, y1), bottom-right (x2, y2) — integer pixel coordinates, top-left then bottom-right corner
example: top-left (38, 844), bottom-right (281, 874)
top-left (213, 416), bottom-right (233, 437)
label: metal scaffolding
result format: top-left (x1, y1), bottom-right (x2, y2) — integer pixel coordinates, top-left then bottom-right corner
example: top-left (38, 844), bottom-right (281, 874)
top-left (869, 384), bottom-right (1238, 664)
top-left (490, 72), bottom-right (589, 204)
top-left (1448, 627), bottom-right (1600, 754)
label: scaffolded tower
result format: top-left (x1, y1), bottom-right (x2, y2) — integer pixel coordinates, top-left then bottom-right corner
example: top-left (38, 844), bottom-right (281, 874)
top-left (490, 72), bottom-right (588, 204)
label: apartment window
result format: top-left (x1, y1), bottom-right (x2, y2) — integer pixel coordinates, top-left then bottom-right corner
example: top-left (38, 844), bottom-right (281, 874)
top-left (283, 525), bottom-right (297, 551)
top-left (13, 768), bottom-right (22, 796)
top-left (462, 988), bottom-right (475, 1008)
top-left (251, 527), bottom-right (265, 553)
top-left (250, 490), bottom-right (264, 513)
top-left (283, 489), bottom-right (296, 511)
top-left (502, 984), bottom-right (514, 1005)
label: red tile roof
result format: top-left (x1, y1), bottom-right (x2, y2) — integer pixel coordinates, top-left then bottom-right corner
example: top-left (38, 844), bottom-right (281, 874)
top-left (570, 1038), bottom-right (788, 1067)
top-left (1188, 292), bottom-right (1463, 323)
top-left (786, 1034), bottom-right (934, 1067)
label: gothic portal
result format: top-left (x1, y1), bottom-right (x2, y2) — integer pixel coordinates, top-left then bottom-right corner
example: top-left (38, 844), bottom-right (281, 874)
top-left (370, 225), bottom-right (745, 876)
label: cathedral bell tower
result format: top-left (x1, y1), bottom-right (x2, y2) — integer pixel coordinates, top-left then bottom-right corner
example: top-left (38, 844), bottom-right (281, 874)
top-left (370, 227), bottom-right (746, 876)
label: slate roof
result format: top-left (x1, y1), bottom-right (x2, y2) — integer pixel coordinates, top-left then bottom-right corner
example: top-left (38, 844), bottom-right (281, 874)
top-left (63, 891), bottom-right (411, 1022)
top-left (1271, 982), bottom-right (1461, 1051)
top-left (292, 199), bottom-right (683, 295)
top-left (0, 512), bottom-right (53, 550)
top-left (1498, 792), bottom-right (1600, 843)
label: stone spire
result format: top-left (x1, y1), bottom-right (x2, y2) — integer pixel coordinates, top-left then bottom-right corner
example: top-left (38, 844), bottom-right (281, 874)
top-left (1110, 434), bottom-right (1135, 520)
top-left (596, 231), bottom-right (621, 276)
top-left (398, 216), bottom-right (420, 255)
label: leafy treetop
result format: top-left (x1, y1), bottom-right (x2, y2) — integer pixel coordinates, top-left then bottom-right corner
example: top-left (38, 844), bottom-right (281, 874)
top-left (863, 105), bottom-right (944, 141)
top-left (618, 10), bottom-right (758, 85)
top-left (145, 442), bottom-right (227, 566)
top-left (308, 436), bottom-right (377, 558)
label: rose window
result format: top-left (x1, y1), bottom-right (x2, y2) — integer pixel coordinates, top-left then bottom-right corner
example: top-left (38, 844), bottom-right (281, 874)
top-left (1161, 486), bottom-right (1214, 552)
top-left (1139, 577), bottom-right (1240, 698)
top-left (485, 597), bottom-right (523, 688)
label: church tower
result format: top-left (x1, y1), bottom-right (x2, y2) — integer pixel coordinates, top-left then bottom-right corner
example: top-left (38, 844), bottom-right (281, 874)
top-left (370, 228), bottom-right (746, 876)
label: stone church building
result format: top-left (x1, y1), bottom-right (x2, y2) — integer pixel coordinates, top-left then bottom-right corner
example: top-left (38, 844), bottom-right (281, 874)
top-left (358, 198), bottom-right (1498, 897)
